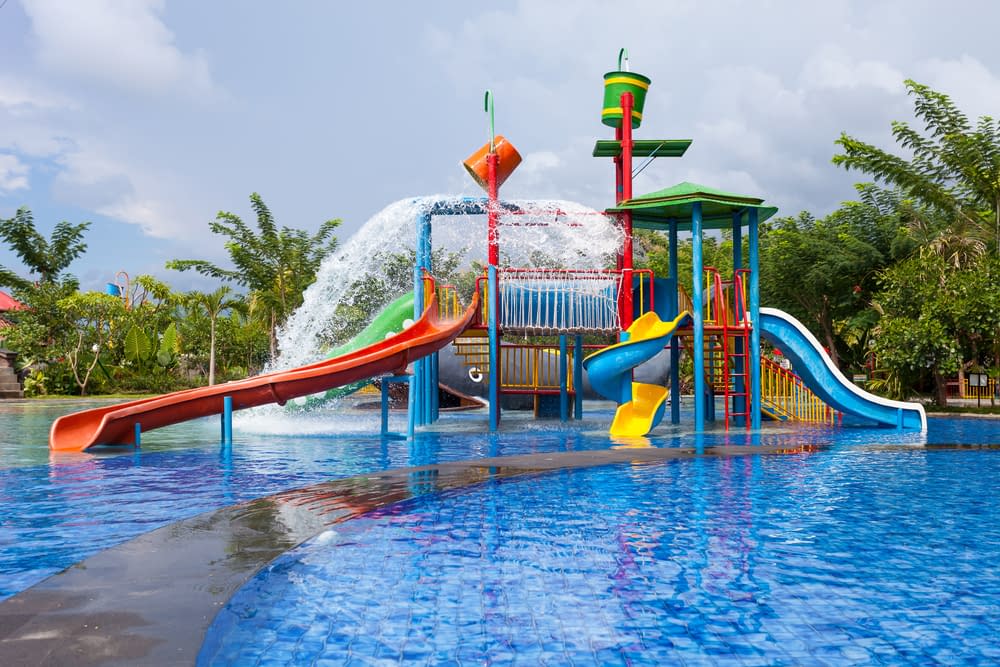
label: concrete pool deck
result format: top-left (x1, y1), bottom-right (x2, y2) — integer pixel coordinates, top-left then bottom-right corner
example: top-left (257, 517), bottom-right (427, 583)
top-left (1, 439), bottom-right (995, 665)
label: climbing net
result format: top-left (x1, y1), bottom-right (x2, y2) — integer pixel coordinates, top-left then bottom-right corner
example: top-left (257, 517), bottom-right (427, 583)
top-left (497, 268), bottom-right (622, 334)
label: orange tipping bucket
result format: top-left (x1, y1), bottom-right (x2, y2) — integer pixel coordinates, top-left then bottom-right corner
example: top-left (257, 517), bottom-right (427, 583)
top-left (463, 135), bottom-right (522, 192)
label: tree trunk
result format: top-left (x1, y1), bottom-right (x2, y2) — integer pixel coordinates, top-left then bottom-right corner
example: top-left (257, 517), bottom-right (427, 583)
top-left (269, 309), bottom-right (277, 360)
top-left (933, 365), bottom-right (948, 407)
top-left (208, 319), bottom-right (216, 386)
top-left (818, 299), bottom-right (840, 368)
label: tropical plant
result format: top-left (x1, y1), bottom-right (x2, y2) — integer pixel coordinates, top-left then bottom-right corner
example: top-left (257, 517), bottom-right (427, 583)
top-left (0, 207), bottom-right (89, 287)
top-left (166, 193), bottom-right (340, 358)
top-left (188, 286), bottom-right (244, 385)
top-left (833, 80), bottom-right (1000, 259)
top-left (57, 292), bottom-right (124, 395)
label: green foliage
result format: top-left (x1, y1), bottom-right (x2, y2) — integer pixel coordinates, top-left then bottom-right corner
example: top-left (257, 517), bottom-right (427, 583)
top-left (157, 322), bottom-right (179, 368)
top-left (334, 248), bottom-right (467, 346)
top-left (22, 370), bottom-right (48, 397)
top-left (0, 207), bottom-right (89, 287)
top-left (166, 193), bottom-right (340, 358)
top-left (758, 203), bottom-right (891, 368)
top-left (834, 79), bottom-right (1000, 258)
top-left (124, 326), bottom-right (152, 364)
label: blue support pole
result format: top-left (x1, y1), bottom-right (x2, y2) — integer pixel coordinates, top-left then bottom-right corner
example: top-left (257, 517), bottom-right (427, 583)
top-left (669, 219), bottom-right (680, 424)
top-left (488, 264), bottom-right (500, 432)
top-left (222, 395), bottom-right (233, 445)
top-left (574, 334), bottom-right (583, 419)
top-left (381, 378), bottom-right (391, 436)
top-left (732, 211), bottom-right (746, 426)
top-left (692, 202), bottom-right (705, 432)
top-left (749, 208), bottom-right (762, 430)
top-left (559, 334), bottom-right (568, 422)
top-left (430, 351), bottom-right (439, 423)
top-left (134, 422), bottom-right (141, 448)
top-left (413, 212), bottom-right (431, 426)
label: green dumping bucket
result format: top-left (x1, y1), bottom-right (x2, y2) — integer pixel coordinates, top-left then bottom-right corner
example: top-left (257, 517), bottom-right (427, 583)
top-left (602, 70), bottom-right (651, 129)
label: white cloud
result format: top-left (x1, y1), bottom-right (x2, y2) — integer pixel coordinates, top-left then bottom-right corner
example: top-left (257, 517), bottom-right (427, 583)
top-left (0, 76), bottom-right (73, 113)
top-left (802, 47), bottom-right (905, 94)
top-left (0, 154), bottom-right (30, 193)
top-left (917, 55), bottom-right (1000, 121)
top-left (20, 0), bottom-right (215, 97)
top-left (52, 143), bottom-right (204, 240)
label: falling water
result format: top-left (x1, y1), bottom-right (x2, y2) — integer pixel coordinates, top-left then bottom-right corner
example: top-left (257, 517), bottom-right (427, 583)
top-left (272, 196), bottom-right (624, 372)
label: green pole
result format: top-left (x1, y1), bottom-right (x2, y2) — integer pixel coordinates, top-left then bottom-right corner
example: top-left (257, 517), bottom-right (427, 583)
top-left (484, 90), bottom-right (495, 152)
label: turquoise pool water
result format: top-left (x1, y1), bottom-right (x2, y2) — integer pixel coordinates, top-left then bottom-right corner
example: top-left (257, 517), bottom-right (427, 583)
top-left (202, 439), bottom-right (1000, 665)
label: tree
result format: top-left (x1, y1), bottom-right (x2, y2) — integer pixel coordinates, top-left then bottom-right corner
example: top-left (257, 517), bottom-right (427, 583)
top-left (189, 286), bottom-right (244, 385)
top-left (759, 211), bottom-right (887, 368)
top-left (166, 193), bottom-right (340, 358)
top-left (833, 80), bottom-right (1000, 259)
top-left (0, 207), bottom-right (90, 287)
top-left (57, 292), bottom-right (125, 396)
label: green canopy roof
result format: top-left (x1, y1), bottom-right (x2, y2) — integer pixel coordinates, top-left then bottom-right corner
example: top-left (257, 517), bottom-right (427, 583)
top-left (592, 139), bottom-right (692, 158)
top-left (608, 181), bottom-right (778, 231)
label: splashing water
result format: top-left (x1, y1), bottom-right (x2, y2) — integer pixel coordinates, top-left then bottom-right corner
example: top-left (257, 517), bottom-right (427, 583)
top-left (272, 196), bottom-right (623, 371)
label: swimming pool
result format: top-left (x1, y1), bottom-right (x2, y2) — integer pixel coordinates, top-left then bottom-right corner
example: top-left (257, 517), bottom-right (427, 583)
top-left (2, 399), bottom-right (999, 664)
top-left (201, 438), bottom-right (1000, 665)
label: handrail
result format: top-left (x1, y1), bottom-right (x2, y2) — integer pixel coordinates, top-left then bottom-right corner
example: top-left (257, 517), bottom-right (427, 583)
top-left (761, 357), bottom-right (839, 424)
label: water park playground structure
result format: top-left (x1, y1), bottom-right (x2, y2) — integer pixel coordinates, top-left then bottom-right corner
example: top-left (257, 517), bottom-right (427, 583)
top-left (48, 51), bottom-right (926, 452)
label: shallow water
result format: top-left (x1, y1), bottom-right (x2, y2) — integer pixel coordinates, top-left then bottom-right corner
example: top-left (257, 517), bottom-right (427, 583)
top-left (0, 397), bottom-right (996, 614)
top-left (202, 439), bottom-right (1000, 665)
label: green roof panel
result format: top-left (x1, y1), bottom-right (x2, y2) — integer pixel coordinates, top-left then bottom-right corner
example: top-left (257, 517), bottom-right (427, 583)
top-left (608, 181), bottom-right (778, 230)
top-left (592, 139), bottom-right (692, 158)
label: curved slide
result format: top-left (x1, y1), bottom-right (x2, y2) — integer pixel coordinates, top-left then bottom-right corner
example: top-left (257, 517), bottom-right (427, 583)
top-left (49, 293), bottom-right (479, 452)
top-left (584, 311), bottom-right (691, 437)
top-left (760, 307), bottom-right (926, 430)
top-left (312, 291), bottom-right (416, 403)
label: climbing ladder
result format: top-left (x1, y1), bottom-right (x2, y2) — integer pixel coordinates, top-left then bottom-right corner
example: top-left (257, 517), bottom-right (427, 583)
top-left (679, 268), bottom-right (836, 426)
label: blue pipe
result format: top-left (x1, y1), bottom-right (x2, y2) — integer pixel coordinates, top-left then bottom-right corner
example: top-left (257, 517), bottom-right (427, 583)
top-left (692, 202), bottom-right (705, 432)
top-left (669, 219), bottom-right (680, 424)
top-left (749, 208), bottom-right (762, 430)
top-left (559, 334), bottom-right (568, 422)
top-left (573, 334), bottom-right (583, 419)
top-left (222, 396), bottom-right (232, 445)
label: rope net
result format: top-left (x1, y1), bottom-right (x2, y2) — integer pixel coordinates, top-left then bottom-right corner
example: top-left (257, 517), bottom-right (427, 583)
top-left (498, 269), bottom-right (622, 334)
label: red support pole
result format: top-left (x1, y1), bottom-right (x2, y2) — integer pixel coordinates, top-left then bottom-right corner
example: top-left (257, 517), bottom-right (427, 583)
top-left (620, 91), bottom-right (635, 331)
top-left (614, 124), bottom-right (624, 272)
top-left (487, 152), bottom-right (499, 266)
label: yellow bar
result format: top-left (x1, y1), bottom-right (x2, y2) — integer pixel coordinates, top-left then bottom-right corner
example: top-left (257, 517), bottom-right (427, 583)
top-left (601, 107), bottom-right (643, 121)
top-left (604, 76), bottom-right (650, 90)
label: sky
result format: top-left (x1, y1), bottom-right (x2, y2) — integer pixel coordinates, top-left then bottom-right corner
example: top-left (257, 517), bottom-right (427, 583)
top-left (2, 0), bottom-right (1000, 292)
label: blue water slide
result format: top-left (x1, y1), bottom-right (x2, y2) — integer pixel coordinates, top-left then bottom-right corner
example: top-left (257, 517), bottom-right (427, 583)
top-left (760, 308), bottom-right (926, 430)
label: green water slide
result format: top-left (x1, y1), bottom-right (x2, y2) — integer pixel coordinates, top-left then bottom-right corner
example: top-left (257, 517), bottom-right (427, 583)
top-left (308, 291), bottom-right (416, 403)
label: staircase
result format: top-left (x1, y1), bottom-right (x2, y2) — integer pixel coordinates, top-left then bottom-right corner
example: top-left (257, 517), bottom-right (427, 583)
top-left (452, 328), bottom-right (491, 378)
top-left (0, 349), bottom-right (24, 399)
top-left (678, 270), bottom-right (836, 425)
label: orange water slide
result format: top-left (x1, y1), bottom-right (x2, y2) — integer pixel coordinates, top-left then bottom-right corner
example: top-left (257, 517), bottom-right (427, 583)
top-left (50, 293), bottom-right (479, 452)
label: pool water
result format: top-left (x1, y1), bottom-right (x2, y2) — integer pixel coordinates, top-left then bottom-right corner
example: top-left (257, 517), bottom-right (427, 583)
top-left (2, 398), bottom-right (999, 664)
top-left (0, 401), bottom-right (630, 599)
top-left (202, 442), bottom-right (1000, 665)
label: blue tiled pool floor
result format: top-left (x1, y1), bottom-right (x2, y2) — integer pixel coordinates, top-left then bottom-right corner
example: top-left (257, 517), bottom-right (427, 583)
top-left (202, 445), bottom-right (1000, 665)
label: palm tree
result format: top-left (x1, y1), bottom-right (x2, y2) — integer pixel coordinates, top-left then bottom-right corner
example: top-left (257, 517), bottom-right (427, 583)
top-left (167, 193), bottom-right (340, 360)
top-left (190, 286), bottom-right (244, 385)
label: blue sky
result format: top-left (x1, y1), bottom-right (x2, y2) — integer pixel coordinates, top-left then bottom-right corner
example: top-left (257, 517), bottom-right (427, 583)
top-left (2, 1), bottom-right (1000, 292)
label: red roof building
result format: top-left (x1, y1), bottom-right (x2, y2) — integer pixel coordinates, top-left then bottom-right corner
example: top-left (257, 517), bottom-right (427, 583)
top-left (0, 291), bottom-right (25, 312)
